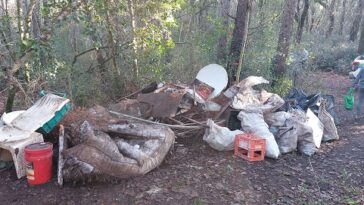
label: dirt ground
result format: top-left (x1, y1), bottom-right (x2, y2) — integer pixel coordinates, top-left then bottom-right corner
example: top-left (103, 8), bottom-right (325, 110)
top-left (1, 71), bottom-right (364, 205)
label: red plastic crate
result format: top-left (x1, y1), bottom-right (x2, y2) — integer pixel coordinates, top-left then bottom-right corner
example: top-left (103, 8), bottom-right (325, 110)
top-left (234, 133), bottom-right (266, 162)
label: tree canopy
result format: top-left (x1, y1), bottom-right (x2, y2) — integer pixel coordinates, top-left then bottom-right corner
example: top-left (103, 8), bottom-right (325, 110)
top-left (0, 0), bottom-right (363, 110)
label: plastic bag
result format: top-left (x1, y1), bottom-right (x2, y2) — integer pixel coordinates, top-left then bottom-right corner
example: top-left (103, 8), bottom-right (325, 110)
top-left (289, 109), bottom-right (317, 156)
top-left (238, 108), bottom-right (280, 159)
top-left (318, 100), bottom-right (339, 142)
top-left (236, 76), bottom-right (269, 89)
top-left (321, 95), bottom-right (340, 125)
top-left (344, 88), bottom-right (354, 110)
top-left (260, 94), bottom-right (285, 114)
top-left (275, 124), bottom-right (297, 154)
top-left (264, 111), bottom-right (292, 127)
top-left (231, 76), bottom-right (269, 110)
top-left (203, 119), bottom-right (244, 151)
top-left (306, 109), bottom-right (324, 148)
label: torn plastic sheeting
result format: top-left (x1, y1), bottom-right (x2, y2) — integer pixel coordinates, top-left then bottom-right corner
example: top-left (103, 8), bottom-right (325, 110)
top-left (203, 119), bottom-right (244, 151)
top-left (237, 108), bottom-right (280, 159)
top-left (137, 91), bottom-right (186, 118)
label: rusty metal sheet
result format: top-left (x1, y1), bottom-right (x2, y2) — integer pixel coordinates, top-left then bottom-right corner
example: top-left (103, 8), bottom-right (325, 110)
top-left (137, 92), bottom-right (186, 118)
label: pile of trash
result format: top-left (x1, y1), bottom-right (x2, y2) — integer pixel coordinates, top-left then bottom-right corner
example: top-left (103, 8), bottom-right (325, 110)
top-left (202, 78), bottom-right (339, 158)
top-left (0, 64), bottom-right (341, 184)
top-left (60, 64), bottom-right (340, 183)
top-left (95, 64), bottom-right (340, 159)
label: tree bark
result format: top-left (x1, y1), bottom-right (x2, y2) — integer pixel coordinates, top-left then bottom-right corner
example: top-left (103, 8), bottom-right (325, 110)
top-left (309, 6), bottom-right (316, 32)
top-left (227, 0), bottom-right (251, 84)
top-left (127, 0), bottom-right (139, 80)
top-left (273, 0), bottom-right (298, 77)
top-left (296, 0), bottom-right (310, 44)
top-left (349, 0), bottom-right (364, 42)
top-left (235, 1), bottom-right (252, 83)
top-left (216, 0), bottom-right (230, 66)
top-left (294, 0), bottom-right (301, 23)
top-left (326, 0), bottom-right (337, 38)
top-left (338, 0), bottom-right (347, 35)
top-left (359, 21), bottom-right (364, 54)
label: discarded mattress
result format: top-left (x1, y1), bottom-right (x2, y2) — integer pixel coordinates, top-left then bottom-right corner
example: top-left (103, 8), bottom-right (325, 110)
top-left (61, 106), bottom-right (175, 181)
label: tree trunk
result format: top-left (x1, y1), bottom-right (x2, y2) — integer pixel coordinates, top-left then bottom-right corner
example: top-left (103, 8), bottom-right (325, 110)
top-left (326, 0), bottom-right (337, 38)
top-left (216, 0), bottom-right (230, 66)
top-left (309, 6), bottom-right (316, 32)
top-left (235, 1), bottom-right (252, 83)
top-left (273, 0), bottom-right (298, 77)
top-left (104, 1), bottom-right (118, 74)
top-left (349, 0), bottom-right (364, 42)
top-left (127, 0), bottom-right (139, 80)
top-left (338, 0), bottom-right (347, 35)
top-left (6, 0), bottom-right (23, 112)
top-left (295, 0), bottom-right (301, 23)
top-left (359, 21), bottom-right (364, 54)
top-left (296, 0), bottom-right (310, 44)
top-left (227, 0), bottom-right (251, 84)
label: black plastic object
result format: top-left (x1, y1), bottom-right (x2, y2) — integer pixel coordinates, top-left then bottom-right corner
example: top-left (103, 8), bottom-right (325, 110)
top-left (282, 88), bottom-right (340, 125)
top-left (226, 110), bottom-right (241, 131)
top-left (283, 88), bottom-right (320, 111)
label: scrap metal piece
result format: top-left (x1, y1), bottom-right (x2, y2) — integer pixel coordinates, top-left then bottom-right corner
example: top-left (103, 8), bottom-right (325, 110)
top-left (137, 92), bottom-right (186, 118)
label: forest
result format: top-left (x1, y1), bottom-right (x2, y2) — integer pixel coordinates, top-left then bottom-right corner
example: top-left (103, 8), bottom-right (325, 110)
top-left (0, 0), bottom-right (363, 111)
top-left (1, 1), bottom-right (364, 204)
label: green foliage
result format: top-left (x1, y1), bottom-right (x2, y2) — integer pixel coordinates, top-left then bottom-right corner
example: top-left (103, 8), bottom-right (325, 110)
top-left (305, 34), bottom-right (357, 73)
top-left (271, 76), bottom-right (293, 97)
top-left (1, 0), bottom-right (361, 109)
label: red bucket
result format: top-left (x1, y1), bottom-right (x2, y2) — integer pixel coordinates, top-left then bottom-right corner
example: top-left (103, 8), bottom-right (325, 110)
top-left (25, 142), bottom-right (53, 185)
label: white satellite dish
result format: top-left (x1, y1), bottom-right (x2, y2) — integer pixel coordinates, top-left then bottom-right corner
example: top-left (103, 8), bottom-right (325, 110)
top-left (196, 64), bottom-right (228, 99)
